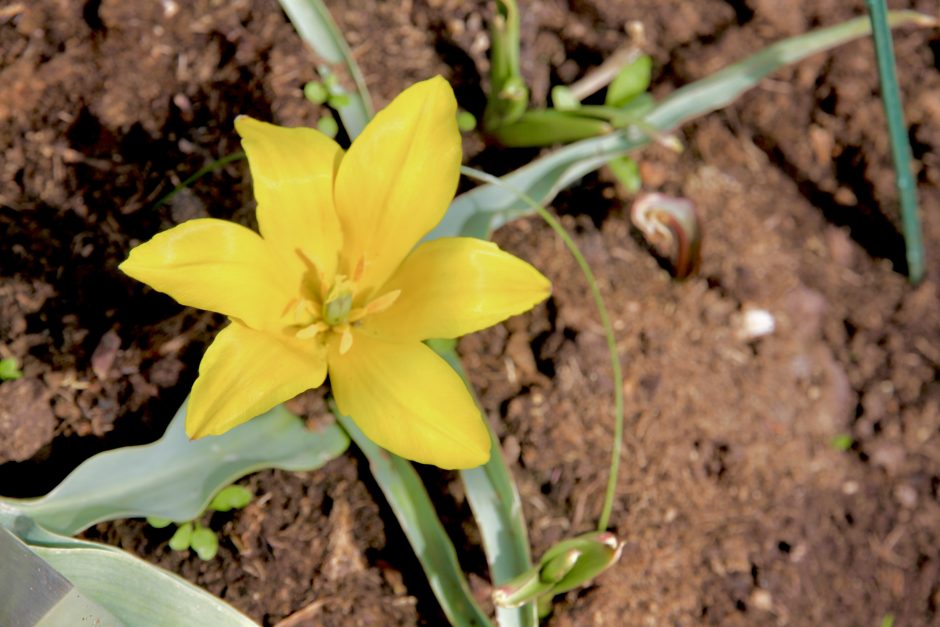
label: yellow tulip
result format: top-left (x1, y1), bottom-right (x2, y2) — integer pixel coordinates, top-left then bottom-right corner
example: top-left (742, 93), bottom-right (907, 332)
top-left (120, 77), bottom-right (550, 469)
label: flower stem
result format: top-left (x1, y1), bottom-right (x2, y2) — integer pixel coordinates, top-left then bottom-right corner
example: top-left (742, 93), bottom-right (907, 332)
top-left (460, 166), bottom-right (625, 532)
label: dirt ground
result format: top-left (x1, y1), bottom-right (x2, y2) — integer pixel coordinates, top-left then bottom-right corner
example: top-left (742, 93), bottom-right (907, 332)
top-left (2, 0), bottom-right (940, 625)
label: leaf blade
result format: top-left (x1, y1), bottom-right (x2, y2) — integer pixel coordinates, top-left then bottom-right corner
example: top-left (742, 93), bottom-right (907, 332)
top-left (9, 401), bottom-right (348, 535)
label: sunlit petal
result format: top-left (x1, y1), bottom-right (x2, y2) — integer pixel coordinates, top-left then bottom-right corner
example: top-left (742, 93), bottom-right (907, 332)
top-left (187, 322), bottom-right (327, 438)
top-left (364, 237), bottom-right (551, 341)
top-left (236, 116), bottom-right (344, 283)
top-left (334, 76), bottom-right (461, 297)
top-left (329, 333), bottom-right (490, 469)
top-left (119, 218), bottom-right (294, 331)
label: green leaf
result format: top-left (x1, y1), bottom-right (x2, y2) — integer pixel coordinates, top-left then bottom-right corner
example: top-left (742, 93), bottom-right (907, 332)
top-left (551, 85), bottom-right (580, 111)
top-left (336, 414), bottom-right (492, 627)
top-left (605, 55), bottom-right (652, 107)
top-left (190, 526), bottom-right (219, 561)
top-left (491, 109), bottom-right (611, 147)
top-left (208, 485), bottom-right (252, 513)
top-left (0, 357), bottom-right (23, 381)
top-left (278, 0), bottom-right (374, 139)
top-left (168, 522), bottom-right (193, 552)
top-left (146, 516), bottom-right (173, 529)
top-left (431, 11), bottom-right (931, 242)
top-left (328, 92), bottom-right (350, 109)
top-left (607, 156), bottom-right (642, 193)
top-left (17, 528), bottom-right (257, 625)
top-left (432, 344), bottom-right (538, 627)
top-left (7, 400), bottom-right (349, 536)
top-left (831, 434), bottom-right (854, 451)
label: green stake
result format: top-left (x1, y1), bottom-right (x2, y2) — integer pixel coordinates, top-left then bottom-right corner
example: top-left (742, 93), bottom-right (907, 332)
top-left (865, 0), bottom-right (925, 283)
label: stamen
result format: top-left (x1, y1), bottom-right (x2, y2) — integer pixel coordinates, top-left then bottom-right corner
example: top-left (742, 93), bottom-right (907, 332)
top-left (337, 325), bottom-right (354, 355)
top-left (296, 321), bottom-right (328, 340)
top-left (295, 248), bottom-right (318, 272)
top-left (364, 289), bottom-right (401, 315)
top-left (352, 255), bottom-right (365, 282)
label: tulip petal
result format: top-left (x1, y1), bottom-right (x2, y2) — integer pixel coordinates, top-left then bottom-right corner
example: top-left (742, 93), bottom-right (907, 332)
top-left (236, 116), bottom-right (344, 283)
top-left (120, 218), bottom-right (295, 331)
top-left (187, 323), bottom-right (328, 438)
top-left (364, 237), bottom-right (551, 341)
top-left (334, 76), bottom-right (462, 297)
top-left (329, 333), bottom-right (490, 469)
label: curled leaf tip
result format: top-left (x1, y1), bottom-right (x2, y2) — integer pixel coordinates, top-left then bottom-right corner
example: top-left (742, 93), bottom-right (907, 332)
top-left (630, 192), bottom-right (702, 279)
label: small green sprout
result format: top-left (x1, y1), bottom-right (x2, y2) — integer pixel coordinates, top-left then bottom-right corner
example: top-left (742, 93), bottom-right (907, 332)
top-left (146, 484), bottom-right (252, 560)
top-left (456, 110), bottom-right (477, 132)
top-left (0, 357), bottom-right (23, 381)
top-left (605, 54), bottom-right (652, 107)
top-left (329, 92), bottom-right (350, 108)
top-left (190, 524), bottom-right (220, 560)
top-left (550, 85), bottom-right (580, 111)
top-left (880, 613), bottom-right (895, 627)
top-left (146, 516), bottom-right (173, 529)
top-left (208, 485), bottom-right (252, 512)
top-left (832, 434), bottom-right (854, 451)
top-left (317, 114), bottom-right (339, 138)
top-left (303, 80), bottom-right (329, 105)
top-left (607, 156), bottom-right (642, 193)
top-left (168, 522), bottom-right (193, 551)
top-left (305, 69), bottom-right (354, 111)
top-left (493, 531), bottom-right (623, 617)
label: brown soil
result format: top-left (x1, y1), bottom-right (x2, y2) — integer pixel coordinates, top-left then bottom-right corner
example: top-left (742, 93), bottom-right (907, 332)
top-left (2, 0), bottom-right (940, 625)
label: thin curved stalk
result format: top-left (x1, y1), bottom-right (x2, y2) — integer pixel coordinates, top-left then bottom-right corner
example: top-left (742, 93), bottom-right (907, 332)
top-left (460, 166), bottom-right (624, 533)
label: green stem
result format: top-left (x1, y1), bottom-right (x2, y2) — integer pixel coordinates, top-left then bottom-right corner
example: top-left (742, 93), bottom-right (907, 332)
top-left (865, 0), bottom-right (924, 282)
top-left (334, 412), bottom-right (492, 627)
top-left (429, 339), bottom-right (538, 627)
top-left (460, 166), bottom-right (625, 532)
top-left (153, 151), bottom-right (245, 210)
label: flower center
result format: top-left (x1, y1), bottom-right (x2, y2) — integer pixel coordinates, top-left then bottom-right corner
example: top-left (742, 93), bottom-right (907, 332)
top-left (290, 271), bottom-right (401, 356)
top-left (322, 276), bottom-right (355, 326)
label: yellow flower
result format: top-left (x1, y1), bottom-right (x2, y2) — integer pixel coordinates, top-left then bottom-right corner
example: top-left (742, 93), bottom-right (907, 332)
top-left (119, 77), bottom-right (550, 469)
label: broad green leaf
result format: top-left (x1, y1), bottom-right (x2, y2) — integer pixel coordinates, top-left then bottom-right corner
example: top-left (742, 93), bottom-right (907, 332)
top-left (7, 401), bottom-right (349, 535)
top-left (336, 414), bottom-right (492, 627)
top-left (278, 0), bottom-right (373, 138)
top-left (0, 508), bottom-right (257, 626)
top-left (605, 55), bottom-right (652, 107)
top-left (431, 11), bottom-right (931, 241)
top-left (35, 543), bottom-right (255, 625)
